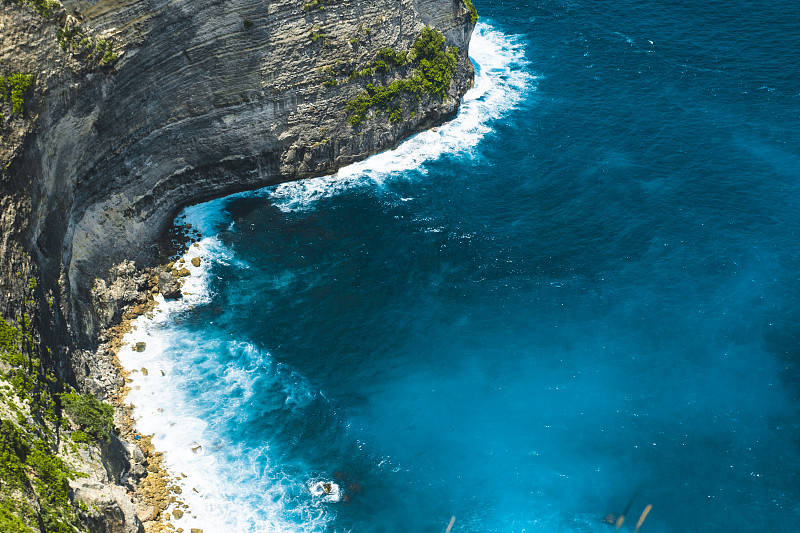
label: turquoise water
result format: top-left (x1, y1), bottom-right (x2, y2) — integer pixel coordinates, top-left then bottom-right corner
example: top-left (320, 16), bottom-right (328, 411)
top-left (121, 2), bottom-right (800, 532)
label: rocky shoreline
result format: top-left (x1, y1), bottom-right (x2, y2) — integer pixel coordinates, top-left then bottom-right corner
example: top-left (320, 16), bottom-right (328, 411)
top-left (1, 0), bottom-right (475, 528)
top-left (76, 222), bottom-right (204, 533)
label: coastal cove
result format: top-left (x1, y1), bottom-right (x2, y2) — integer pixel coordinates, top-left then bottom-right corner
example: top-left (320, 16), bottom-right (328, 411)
top-left (1, 0), bottom-right (798, 531)
top-left (116, 23), bottom-right (532, 532)
top-left (116, 1), bottom-right (800, 532)
top-left (0, 0), bottom-right (476, 527)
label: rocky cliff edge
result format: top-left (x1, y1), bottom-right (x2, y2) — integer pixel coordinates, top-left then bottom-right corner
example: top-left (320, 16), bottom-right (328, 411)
top-left (2, 0), bottom-right (474, 344)
top-left (0, 0), bottom-right (474, 530)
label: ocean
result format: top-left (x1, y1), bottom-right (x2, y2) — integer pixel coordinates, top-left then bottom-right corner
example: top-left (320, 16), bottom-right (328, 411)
top-left (118, 1), bottom-right (800, 531)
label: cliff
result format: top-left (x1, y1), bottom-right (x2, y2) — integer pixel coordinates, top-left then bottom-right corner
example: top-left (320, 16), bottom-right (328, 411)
top-left (2, 0), bottom-right (474, 344)
top-left (0, 0), bottom-right (474, 529)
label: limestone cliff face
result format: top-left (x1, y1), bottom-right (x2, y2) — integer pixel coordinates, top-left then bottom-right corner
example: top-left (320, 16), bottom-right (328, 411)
top-left (1, 0), bottom-right (474, 347)
top-left (1, 1), bottom-right (473, 530)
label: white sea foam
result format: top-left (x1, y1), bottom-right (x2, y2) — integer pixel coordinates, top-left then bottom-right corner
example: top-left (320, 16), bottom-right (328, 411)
top-left (118, 21), bottom-right (531, 533)
top-left (120, 269), bottom-right (328, 532)
top-left (118, 234), bottom-right (329, 532)
top-left (265, 22), bottom-right (535, 212)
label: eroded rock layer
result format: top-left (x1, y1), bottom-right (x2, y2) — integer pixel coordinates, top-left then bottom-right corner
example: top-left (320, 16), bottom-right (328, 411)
top-left (0, 0), bottom-right (473, 530)
top-left (2, 0), bottom-right (474, 344)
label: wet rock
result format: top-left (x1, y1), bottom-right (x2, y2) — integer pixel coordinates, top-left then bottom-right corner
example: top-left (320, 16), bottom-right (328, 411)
top-left (176, 268), bottom-right (191, 278)
top-left (158, 271), bottom-right (183, 300)
top-left (133, 342), bottom-right (146, 352)
top-left (191, 257), bottom-right (201, 267)
top-left (173, 509), bottom-right (184, 519)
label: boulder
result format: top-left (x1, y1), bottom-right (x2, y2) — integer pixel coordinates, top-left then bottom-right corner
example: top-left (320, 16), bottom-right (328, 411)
top-left (73, 480), bottom-right (145, 533)
top-left (158, 271), bottom-right (183, 299)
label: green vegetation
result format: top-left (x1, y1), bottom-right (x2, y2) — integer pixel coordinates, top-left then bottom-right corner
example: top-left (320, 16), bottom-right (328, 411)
top-left (56, 26), bottom-right (78, 49)
top-left (389, 107), bottom-right (403, 123)
top-left (0, 504), bottom-right (35, 533)
top-left (56, 27), bottom-right (119, 66)
top-left (377, 47), bottom-right (408, 66)
top-left (0, 420), bottom-right (29, 488)
top-left (2, 0), bottom-right (60, 18)
top-left (0, 318), bottom-right (27, 367)
top-left (60, 392), bottom-right (116, 442)
top-left (0, 316), bottom-right (60, 423)
top-left (302, 0), bottom-right (327, 11)
top-left (324, 47), bottom-right (405, 87)
top-left (0, 74), bottom-right (34, 118)
top-left (309, 29), bottom-right (326, 43)
top-left (345, 27), bottom-right (458, 126)
top-left (347, 66), bottom-right (374, 80)
top-left (408, 27), bottom-right (458, 99)
top-left (0, 316), bottom-right (87, 532)
top-left (0, 420), bottom-right (78, 533)
top-left (464, 0), bottom-right (478, 24)
top-left (98, 39), bottom-right (118, 64)
top-left (70, 429), bottom-right (91, 444)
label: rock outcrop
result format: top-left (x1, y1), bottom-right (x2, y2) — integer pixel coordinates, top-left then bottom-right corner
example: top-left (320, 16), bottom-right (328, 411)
top-left (1, 0), bottom-right (473, 530)
top-left (1, 0), bottom-right (475, 347)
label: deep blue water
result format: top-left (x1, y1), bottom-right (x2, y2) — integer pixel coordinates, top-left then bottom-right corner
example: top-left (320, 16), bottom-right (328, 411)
top-left (122, 2), bottom-right (800, 532)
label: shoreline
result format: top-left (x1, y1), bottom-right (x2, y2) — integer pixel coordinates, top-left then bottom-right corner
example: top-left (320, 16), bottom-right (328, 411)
top-left (89, 27), bottom-right (523, 531)
top-left (98, 224), bottom-right (203, 533)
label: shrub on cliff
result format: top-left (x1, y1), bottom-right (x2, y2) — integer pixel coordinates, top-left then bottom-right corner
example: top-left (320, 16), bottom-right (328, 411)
top-left (346, 27), bottom-right (458, 126)
top-left (408, 27), bottom-right (458, 100)
top-left (464, 0), bottom-right (478, 24)
top-left (60, 392), bottom-right (116, 442)
top-left (0, 318), bottom-right (26, 367)
top-left (4, 0), bottom-right (60, 18)
top-left (0, 420), bottom-right (29, 489)
top-left (0, 420), bottom-right (78, 532)
top-left (377, 48), bottom-right (408, 66)
top-left (0, 74), bottom-right (34, 118)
